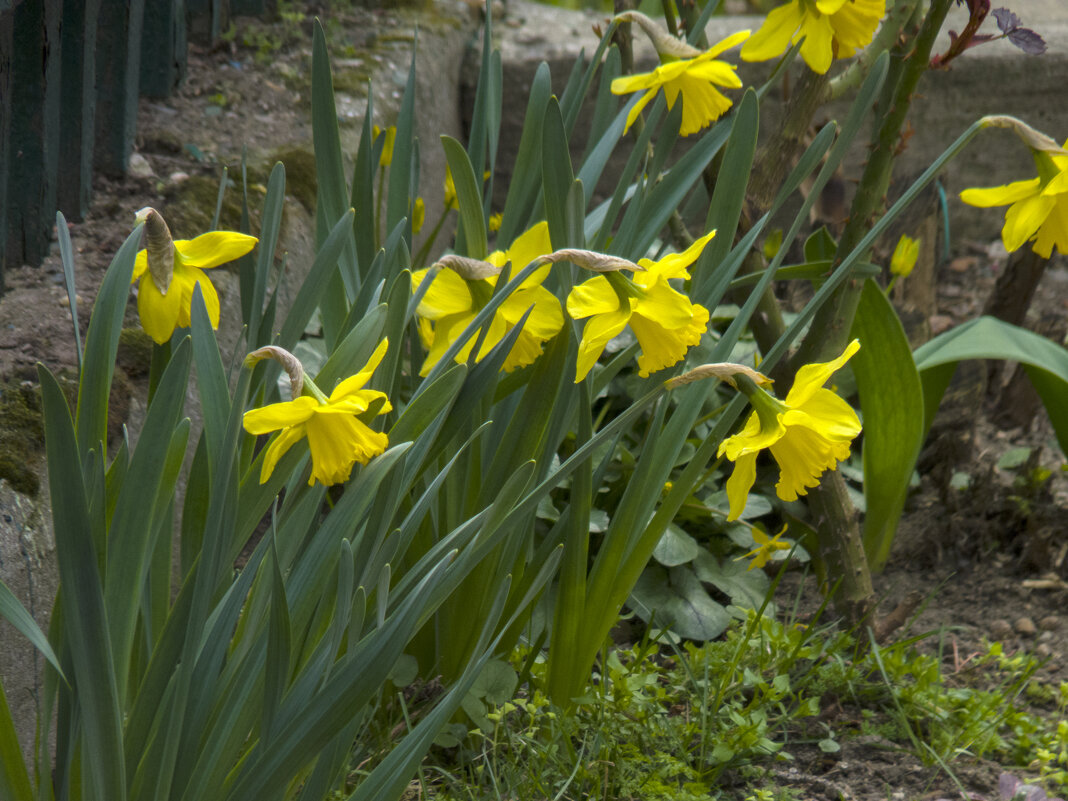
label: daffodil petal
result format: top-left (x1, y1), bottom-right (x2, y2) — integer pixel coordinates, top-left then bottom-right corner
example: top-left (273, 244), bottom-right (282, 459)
top-left (785, 339), bottom-right (859, 407)
top-left (176, 267), bottom-right (220, 329)
top-left (133, 250), bottom-right (150, 281)
top-left (720, 410), bottom-right (785, 460)
top-left (417, 267), bottom-right (475, 319)
top-left (1031, 195), bottom-right (1068, 257)
top-left (815, 0), bottom-right (847, 14)
top-left (741, 1), bottom-right (803, 62)
top-left (786, 390), bottom-right (862, 440)
top-left (575, 306), bottom-right (631, 382)
top-left (243, 397), bottom-right (319, 434)
top-left (830, 0), bottom-right (885, 53)
top-left (725, 451), bottom-right (758, 521)
top-left (705, 29), bottom-right (751, 59)
top-left (960, 178), bottom-right (1041, 208)
top-left (258, 424), bottom-right (306, 484)
top-left (329, 339), bottom-right (390, 400)
top-left (175, 232), bottom-right (258, 269)
top-left (567, 276), bottom-right (622, 319)
top-left (798, 11), bottom-right (835, 74)
top-left (1003, 193), bottom-right (1056, 252)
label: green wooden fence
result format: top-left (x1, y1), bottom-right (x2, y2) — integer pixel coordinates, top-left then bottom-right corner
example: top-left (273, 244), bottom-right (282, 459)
top-left (0, 0), bottom-right (277, 289)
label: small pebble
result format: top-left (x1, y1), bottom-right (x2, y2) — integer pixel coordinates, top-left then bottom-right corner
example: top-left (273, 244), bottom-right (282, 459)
top-left (128, 152), bottom-right (155, 179)
top-left (168, 171), bottom-right (190, 185)
top-left (1039, 631), bottom-right (1054, 643)
top-left (989, 619), bottom-right (1013, 639)
top-left (1036, 643), bottom-right (1053, 659)
top-left (1015, 616), bottom-right (1038, 636)
top-left (1039, 615), bottom-right (1060, 631)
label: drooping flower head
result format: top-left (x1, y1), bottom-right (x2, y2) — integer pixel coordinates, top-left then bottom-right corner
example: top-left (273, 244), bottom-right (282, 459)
top-left (132, 208), bottom-right (258, 345)
top-left (566, 231), bottom-right (715, 383)
top-left (242, 340), bottom-right (392, 486)
top-left (741, 0), bottom-right (886, 75)
top-left (960, 136), bottom-right (1068, 258)
top-left (718, 340), bottom-right (862, 521)
top-left (412, 221), bottom-right (562, 375)
top-left (611, 15), bottom-right (750, 137)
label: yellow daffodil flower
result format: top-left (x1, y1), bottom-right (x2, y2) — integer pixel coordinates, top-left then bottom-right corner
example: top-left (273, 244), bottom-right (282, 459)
top-left (132, 207), bottom-right (257, 345)
top-left (412, 221), bottom-right (562, 375)
top-left (890, 234), bottom-right (919, 277)
top-left (736, 525), bottom-right (791, 570)
top-left (243, 339), bottom-right (392, 486)
top-left (612, 30), bottom-right (750, 137)
top-left (718, 340), bottom-right (862, 521)
top-left (489, 212), bottom-right (503, 232)
top-left (566, 231), bottom-right (715, 382)
top-left (960, 141), bottom-right (1068, 258)
top-left (741, 0), bottom-right (885, 76)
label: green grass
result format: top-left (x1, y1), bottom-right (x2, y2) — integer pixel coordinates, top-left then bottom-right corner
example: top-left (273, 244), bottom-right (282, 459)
top-left (362, 610), bottom-right (1068, 800)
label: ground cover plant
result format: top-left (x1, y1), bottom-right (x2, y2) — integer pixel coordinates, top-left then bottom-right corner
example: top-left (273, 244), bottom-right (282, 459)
top-left (1, 0), bottom-right (1066, 799)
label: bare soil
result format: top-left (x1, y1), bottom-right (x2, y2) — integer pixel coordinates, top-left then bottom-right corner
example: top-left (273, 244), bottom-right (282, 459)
top-left (3, 6), bottom-right (1067, 800)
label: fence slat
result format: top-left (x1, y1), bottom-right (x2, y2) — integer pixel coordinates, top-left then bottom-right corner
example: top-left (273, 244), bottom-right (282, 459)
top-left (59, 0), bottom-right (102, 221)
top-left (4, 0), bottom-right (62, 274)
top-left (94, 0), bottom-right (146, 177)
top-left (0, 6), bottom-right (12, 281)
top-left (141, 0), bottom-right (186, 98)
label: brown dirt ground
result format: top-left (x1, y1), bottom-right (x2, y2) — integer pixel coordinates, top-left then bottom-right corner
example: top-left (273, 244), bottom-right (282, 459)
top-left (3, 6), bottom-right (1067, 800)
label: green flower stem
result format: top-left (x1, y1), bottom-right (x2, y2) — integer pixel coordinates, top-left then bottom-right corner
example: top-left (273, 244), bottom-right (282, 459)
top-left (784, 0), bottom-right (953, 626)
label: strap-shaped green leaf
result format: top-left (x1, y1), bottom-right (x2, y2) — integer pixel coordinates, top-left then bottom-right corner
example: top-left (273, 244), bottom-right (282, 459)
top-left (914, 315), bottom-right (1068, 453)
top-left (694, 89), bottom-right (758, 296)
top-left (39, 365), bottom-right (126, 801)
top-left (0, 579), bottom-right (64, 682)
top-left (247, 162), bottom-right (285, 348)
top-left (541, 97), bottom-right (574, 250)
top-left (386, 38), bottom-right (418, 241)
top-left (56, 211), bottom-right (83, 373)
top-left (0, 679), bottom-right (32, 801)
top-left (442, 135), bottom-right (488, 259)
top-left (75, 223), bottom-right (142, 460)
top-left (499, 62), bottom-right (552, 245)
top-left (104, 337), bottom-right (191, 702)
top-left (852, 279), bottom-right (924, 572)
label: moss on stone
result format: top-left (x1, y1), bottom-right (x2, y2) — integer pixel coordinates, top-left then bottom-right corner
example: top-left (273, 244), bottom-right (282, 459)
top-left (117, 327), bottom-right (154, 378)
top-left (0, 381), bottom-right (45, 497)
top-left (269, 147), bottom-right (318, 212)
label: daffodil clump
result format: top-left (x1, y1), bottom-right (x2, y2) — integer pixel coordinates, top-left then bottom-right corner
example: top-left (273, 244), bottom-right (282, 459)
top-left (412, 222), bottom-right (563, 375)
top-left (567, 231), bottom-right (716, 382)
top-left (132, 207), bottom-right (258, 344)
top-left (718, 340), bottom-right (862, 521)
top-left (961, 138), bottom-right (1068, 258)
top-left (242, 340), bottom-right (392, 486)
top-left (741, 0), bottom-right (886, 75)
